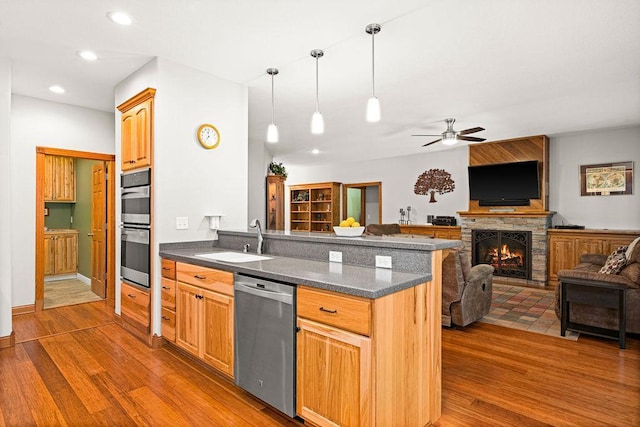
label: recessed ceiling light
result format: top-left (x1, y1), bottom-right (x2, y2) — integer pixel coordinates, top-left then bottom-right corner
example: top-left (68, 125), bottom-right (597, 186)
top-left (49, 85), bottom-right (65, 94)
top-left (77, 50), bottom-right (98, 61)
top-left (106, 11), bottom-right (133, 25)
top-left (312, 149), bottom-right (320, 155)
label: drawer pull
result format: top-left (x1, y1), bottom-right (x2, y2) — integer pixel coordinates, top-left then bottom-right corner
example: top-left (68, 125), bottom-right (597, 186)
top-left (162, 267), bottom-right (170, 271)
top-left (194, 275), bottom-right (206, 280)
top-left (162, 316), bottom-right (170, 321)
top-left (162, 286), bottom-right (171, 290)
top-left (127, 294), bottom-right (136, 299)
top-left (319, 307), bottom-right (337, 314)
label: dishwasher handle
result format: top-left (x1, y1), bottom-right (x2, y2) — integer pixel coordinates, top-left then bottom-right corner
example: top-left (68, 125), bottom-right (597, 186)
top-left (234, 281), bottom-right (293, 305)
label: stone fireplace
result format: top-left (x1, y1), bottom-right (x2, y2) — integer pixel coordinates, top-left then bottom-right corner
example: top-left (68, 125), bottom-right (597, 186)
top-left (459, 213), bottom-right (553, 287)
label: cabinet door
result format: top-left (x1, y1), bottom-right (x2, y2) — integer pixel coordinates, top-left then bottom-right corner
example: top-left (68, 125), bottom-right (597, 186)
top-left (576, 238), bottom-right (603, 262)
top-left (606, 237), bottom-right (636, 255)
top-left (201, 289), bottom-right (234, 377)
top-left (548, 237), bottom-right (576, 283)
top-left (43, 155), bottom-right (54, 201)
top-left (43, 235), bottom-right (55, 276)
top-left (121, 100), bottom-right (152, 171)
top-left (54, 233), bottom-right (78, 275)
top-left (120, 282), bottom-right (150, 332)
top-left (176, 282), bottom-right (201, 356)
top-left (53, 156), bottom-right (75, 201)
top-left (296, 318), bottom-right (372, 427)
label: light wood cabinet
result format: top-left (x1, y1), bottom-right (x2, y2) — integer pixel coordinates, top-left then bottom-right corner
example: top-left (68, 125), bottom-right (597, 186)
top-left (175, 262), bottom-right (234, 378)
top-left (547, 229), bottom-right (640, 287)
top-left (44, 155), bottom-right (75, 202)
top-left (296, 272), bottom-right (442, 427)
top-left (290, 182), bottom-right (341, 233)
top-left (117, 88), bottom-right (155, 172)
top-left (266, 175), bottom-right (286, 230)
top-left (44, 230), bottom-right (78, 276)
top-left (120, 281), bottom-right (150, 335)
top-left (400, 224), bottom-right (462, 240)
top-left (160, 259), bottom-right (176, 342)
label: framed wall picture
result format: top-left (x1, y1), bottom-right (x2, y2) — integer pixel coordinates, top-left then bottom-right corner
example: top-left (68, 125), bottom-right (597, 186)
top-left (580, 161), bottom-right (633, 196)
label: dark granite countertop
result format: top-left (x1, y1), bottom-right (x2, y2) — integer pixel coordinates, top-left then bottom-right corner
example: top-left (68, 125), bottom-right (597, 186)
top-left (160, 247), bottom-right (431, 299)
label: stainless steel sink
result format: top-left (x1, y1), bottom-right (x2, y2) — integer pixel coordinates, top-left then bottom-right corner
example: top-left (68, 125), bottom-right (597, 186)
top-left (195, 252), bottom-right (272, 263)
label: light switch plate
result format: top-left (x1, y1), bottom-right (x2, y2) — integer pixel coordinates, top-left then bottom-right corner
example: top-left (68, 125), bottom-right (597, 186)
top-left (375, 255), bottom-right (392, 269)
top-left (176, 216), bottom-right (189, 230)
top-left (329, 251), bottom-right (342, 263)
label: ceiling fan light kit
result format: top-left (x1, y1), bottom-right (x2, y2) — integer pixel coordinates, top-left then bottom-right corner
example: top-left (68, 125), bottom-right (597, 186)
top-left (266, 68), bottom-right (279, 143)
top-left (310, 49), bottom-right (325, 135)
top-left (414, 117), bottom-right (486, 148)
top-left (365, 23), bottom-right (381, 123)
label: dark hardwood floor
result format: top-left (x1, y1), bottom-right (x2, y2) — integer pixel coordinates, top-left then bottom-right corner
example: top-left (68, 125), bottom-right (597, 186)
top-left (2, 301), bottom-right (638, 426)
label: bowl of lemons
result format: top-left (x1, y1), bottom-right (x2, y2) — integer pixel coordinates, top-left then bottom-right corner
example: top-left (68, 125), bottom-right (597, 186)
top-left (333, 217), bottom-right (365, 237)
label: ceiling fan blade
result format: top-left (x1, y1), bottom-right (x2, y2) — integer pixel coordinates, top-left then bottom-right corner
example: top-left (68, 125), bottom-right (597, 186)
top-left (422, 139), bottom-right (441, 147)
top-left (458, 127), bottom-right (485, 135)
top-left (458, 136), bottom-right (486, 142)
top-left (411, 134), bottom-right (441, 137)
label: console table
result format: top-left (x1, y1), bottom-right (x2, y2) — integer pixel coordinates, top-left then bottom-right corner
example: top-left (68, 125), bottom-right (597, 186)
top-left (560, 278), bottom-right (627, 349)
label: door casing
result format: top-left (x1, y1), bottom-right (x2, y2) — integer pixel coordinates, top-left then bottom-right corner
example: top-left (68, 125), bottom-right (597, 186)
top-left (35, 147), bottom-right (116, 311)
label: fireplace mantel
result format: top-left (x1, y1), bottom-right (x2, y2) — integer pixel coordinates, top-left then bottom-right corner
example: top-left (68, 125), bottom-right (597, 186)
top-left (458, 211), bottom-right (556, 218)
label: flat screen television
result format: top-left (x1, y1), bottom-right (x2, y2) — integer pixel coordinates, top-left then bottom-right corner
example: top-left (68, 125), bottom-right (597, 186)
top-left (468, 160), bottom-right (540, 206)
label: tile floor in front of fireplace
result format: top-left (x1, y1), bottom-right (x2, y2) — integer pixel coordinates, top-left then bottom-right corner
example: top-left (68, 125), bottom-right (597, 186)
top-left (480, 283), bottom-right (579, 340)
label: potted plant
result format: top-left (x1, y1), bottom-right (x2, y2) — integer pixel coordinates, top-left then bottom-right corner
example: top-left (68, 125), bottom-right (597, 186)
top-left (268, 161), bottom-right (287, 179)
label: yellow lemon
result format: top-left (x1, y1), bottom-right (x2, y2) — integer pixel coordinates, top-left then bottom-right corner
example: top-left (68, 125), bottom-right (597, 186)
top-left (352, 221), bottom-right (360, 228)
top-left (346, 217), bottom-right (355, 226)
top-left (339, 220), bottom-right (349, 227)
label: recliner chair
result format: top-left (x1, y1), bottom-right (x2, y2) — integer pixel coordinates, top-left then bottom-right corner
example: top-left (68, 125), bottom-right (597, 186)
top-left (442, 246), bottom-right (494, 327)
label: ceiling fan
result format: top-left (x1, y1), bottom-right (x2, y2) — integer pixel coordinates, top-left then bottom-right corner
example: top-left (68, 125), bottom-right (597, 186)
top-left (412, 118), bottom-right (486, 147)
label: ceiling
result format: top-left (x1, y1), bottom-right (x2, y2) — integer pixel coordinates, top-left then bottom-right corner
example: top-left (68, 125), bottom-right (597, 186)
top-left (2, 0), bottom-right (639, 166)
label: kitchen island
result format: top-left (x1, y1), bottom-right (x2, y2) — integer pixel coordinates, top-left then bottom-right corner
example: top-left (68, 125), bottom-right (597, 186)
top-left (159, 229), bottom-right (459, 427)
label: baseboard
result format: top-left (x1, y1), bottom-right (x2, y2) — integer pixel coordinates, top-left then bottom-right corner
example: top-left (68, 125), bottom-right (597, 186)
top-left (0, 331), bottom-right (15, 349)
top-left (151, 334), bottom-right (165, 349)
top-left (12, 304), bottom-right (35, 315)
top-left (76, 274), bottom-right (91, 285)
top-left (45, 273), bottom-right (78, 282)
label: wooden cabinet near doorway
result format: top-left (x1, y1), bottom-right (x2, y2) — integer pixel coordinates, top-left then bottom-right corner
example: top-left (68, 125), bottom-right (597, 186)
top-left (44, 155), bottom-right (75, 202)
top-left (44, 230), bottom-right (78, 276)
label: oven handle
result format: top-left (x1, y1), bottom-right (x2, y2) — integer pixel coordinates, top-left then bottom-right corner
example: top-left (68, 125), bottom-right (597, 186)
top-left (121, 185), bottom-right (150, 199)
top-left (121, 227), bottom-right (150, 244)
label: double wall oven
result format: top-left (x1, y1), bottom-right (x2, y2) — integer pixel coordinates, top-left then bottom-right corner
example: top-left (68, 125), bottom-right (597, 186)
top-left (121, 168), bottom-right (151, 288)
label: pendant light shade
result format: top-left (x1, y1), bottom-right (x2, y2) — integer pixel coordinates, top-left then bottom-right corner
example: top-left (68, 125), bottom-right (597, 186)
top-left (310, 49), bottom-right (324, 135)
top-left (365, 23), bottom-right (381, 123)
top-left (266, 68), bottom-right (279, 143)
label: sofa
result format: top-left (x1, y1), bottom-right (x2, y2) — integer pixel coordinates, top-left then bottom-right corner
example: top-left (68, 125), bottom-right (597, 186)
top-left (555, 238), bottom-right (640, 334)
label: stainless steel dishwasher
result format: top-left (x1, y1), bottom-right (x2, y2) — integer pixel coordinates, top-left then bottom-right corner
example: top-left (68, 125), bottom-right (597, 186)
top-left (234, 274), bottom-right (296, 418)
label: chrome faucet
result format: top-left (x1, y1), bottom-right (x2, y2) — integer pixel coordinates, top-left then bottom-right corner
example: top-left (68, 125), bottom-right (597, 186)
top-left (249, 219), bottom-right (264, 254)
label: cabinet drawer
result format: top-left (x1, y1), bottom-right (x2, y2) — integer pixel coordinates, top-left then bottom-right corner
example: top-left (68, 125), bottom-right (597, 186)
top-left (121, 282), bottom-right (150, 329)
top-left (297, 286), bottom-right (372, 336)
top-left (161, 308), bottom-right (176, 342)
top-left (161, 259), bottom-right (176, 279)
top-left (177, 262), bottom-right (233, 296)
top-left (161, 277), bottom-right (176, 310)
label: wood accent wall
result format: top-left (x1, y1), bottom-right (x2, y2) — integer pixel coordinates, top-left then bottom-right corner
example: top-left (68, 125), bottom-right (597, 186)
top-left (467, 135), bottom-right (549, 213)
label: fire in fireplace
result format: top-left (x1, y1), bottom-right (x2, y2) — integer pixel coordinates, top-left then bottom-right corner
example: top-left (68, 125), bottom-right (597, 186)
top-left (472, 230), bottom-right (532, 279)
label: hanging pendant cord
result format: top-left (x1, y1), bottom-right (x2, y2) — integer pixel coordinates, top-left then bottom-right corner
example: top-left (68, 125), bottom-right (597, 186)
top-left (371, 30), bottom-right (375, 97)
top-left (271, 73), bottom-right (275, 124)
top-left (315, 57), bottom-right (320, 113)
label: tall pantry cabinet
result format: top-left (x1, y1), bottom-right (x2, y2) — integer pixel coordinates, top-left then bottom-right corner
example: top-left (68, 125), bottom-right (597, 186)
top-left (117, 88), bottom-right (156, 346)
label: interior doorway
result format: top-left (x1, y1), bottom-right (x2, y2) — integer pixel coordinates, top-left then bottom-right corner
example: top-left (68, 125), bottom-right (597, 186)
top-left (35, 147), bottom-right (116, 311)
top-left (342, 182), bottom-right (382, 226)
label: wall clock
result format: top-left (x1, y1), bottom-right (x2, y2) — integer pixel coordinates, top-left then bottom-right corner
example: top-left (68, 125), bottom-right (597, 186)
top-left (197, 123), bottom-right (220, 149)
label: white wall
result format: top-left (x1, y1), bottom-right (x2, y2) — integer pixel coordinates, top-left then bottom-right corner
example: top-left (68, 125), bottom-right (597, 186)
top-left (275, 127), bottom-right (640, 232)
top-left (549, 126), bottom-right (640, 229)
top-left (285, 145), bottom-right (470, 227)
top-left (115, 58), bottom-right (249, 335)
top-left (0, 58), bottom-right (12, 337)
top-left (10, 96), bottom-right (115, 307)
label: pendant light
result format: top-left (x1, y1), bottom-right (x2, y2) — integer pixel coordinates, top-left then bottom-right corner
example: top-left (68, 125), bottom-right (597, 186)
top-left (365, 23), bottom-right (381, 123)
top-left (266, 68), bottom-right (279, 143)
top-left (310, 49), bottom-right (325, 135)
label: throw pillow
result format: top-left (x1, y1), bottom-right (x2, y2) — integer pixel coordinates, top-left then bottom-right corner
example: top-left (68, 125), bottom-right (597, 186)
top-left (625, 236), bottom-right (640, 264)
top-left (599, 246), bottom-right (628, 274)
